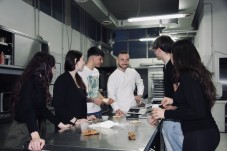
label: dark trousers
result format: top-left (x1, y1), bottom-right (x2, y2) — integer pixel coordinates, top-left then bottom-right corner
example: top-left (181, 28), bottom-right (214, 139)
top-left (3, 121), bottom-right (30, 149)
top-left (183, 128), bottom-right (220, 151)
top-left (87, 111), bottom-right (102, 119)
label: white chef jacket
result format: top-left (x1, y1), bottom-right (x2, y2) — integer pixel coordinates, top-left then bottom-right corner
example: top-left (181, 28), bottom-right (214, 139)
top-left (78, 66), bottom-right (101, 114)
top-left (107, 68), bottom-right (144, 113)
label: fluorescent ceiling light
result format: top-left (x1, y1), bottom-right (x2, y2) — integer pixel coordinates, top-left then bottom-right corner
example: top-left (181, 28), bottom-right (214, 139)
top-left (74, 0), bottom-right (88, 2)
top-left (101, 20), bottom-right (112, 25)
top-left (139, 37), bottom-right (179, 42)
top-left (139, 37), bottom-right (157, 41)
top-left (128, 14), bottom-right (189, 22)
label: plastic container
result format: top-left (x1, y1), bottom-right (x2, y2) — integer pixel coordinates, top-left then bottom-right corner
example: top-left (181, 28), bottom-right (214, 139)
top-left (4, 55), bottom-right (11, 65)
top-left (102, 115), bottom-right (109, 121)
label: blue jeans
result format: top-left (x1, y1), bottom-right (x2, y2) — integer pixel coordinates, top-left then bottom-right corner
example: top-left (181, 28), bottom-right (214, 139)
top-left (87, 111), bottom-right (102, 119)
top-left (162, 120), bottom-right (184, 151)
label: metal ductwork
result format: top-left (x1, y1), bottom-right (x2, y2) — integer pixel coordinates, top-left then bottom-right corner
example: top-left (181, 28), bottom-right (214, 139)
top-left (73, 0), bottom-right (200, 39)
top-left (74, 0), bottom-right (118, 28)
top-left (118, 19), bottom-right (178, 29)
top-left (74, 0), bottom-right (180, 29)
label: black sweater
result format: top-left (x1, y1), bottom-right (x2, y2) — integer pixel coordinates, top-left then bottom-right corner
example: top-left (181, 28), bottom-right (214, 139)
top-left (53, 72), bottom-right (87, 124)
top-left (163, 60), bottom-right (174, 99)
top-left (14, 76), bottom-right (60, 133)
top-left (165, 72), bottom-right (218, 133)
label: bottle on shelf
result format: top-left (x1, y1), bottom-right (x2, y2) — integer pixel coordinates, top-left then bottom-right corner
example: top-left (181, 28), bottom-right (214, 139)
top-left (0, 51), bottom-right (5, 64)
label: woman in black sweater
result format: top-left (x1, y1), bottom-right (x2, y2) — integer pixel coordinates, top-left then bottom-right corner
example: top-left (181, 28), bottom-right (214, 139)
top-left (6, 52), bottom-right (71, 150)
top-left (152, 40), bottom-right (220, 151)
top-left (53, 50), bottom-right (89, 127)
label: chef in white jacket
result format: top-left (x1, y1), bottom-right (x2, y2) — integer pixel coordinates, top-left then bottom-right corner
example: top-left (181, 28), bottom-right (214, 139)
top-left (107, 51), bottom-right (144, 115)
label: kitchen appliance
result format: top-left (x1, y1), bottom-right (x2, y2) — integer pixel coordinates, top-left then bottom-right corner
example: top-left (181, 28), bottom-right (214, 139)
top-left (148, 66), bottom-right (164, 104)
top-left (0, 92), bottom-right (12, 123)
top-left (97, 41), bottom-right (116, 68)
top-left (152, 75), bottom-right (164, 101)
top-left (128, 104), bottom-right (152, 115)
top-left (0, 92), bottom-right (12, 113)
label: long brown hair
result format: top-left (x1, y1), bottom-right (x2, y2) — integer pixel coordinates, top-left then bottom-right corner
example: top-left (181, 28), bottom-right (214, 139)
top-left (11, 52), bottom-right (55, 113)
top-left (64, 50), bottom-right (86, 90)
top-left (172, 39), bottom-right (216, 108)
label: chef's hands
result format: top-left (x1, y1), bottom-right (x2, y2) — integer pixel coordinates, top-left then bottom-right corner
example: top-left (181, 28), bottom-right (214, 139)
top-left (94, 92), bottom-right (115, 105)
top-left (87, 115), bottom-right (96, 121)
top-left (135, 95), bottom-right (142, 104)
top-left (29, 131), bottom-right (45, 151)
top-left (106, 98), bottom-right (114, 104)
top-left (115, 109), bottom-right (124, 116)
top-left (92, 96), bottom-right (115, 106)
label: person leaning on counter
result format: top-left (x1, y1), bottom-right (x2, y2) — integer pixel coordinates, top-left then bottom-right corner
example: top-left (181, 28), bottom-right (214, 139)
top-left (150, 35), bottom-right (183, 151)
top-left (78, 47), bottom-right (114, 118)
top-left (4, 52), bottom-right (71, 151)
top-left (53, 50), bottom-right (89, 128)
top-left (107, 51), bottom-right (144, 115)
top-left (152, 39), bottom-right (220, 151)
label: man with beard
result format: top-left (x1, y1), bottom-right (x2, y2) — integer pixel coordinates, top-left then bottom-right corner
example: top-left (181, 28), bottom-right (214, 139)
top-left (107, 51), bottom-right (144, 116)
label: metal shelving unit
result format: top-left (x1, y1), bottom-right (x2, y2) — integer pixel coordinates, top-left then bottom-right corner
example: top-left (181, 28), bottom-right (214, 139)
top-left (148, 66), bottom-right (164, 104)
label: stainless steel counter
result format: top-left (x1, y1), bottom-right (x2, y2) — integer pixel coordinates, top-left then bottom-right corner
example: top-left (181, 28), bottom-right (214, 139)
top-left (44, 117), bottom-right (160, 151)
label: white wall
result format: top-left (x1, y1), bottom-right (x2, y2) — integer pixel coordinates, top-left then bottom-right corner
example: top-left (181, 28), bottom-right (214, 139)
top-left (195, 0), bottom-right (227, 82)
top-left (0, 0), bottom-right (95, 70)
top-left (1, 0), bottom-right (227, 81)
top-left (0, 0), bottom-right (36, 36)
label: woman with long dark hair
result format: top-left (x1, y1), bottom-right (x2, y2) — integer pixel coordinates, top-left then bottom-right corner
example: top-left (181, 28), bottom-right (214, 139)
top-left (5, 52), bottom-right (71, 150)
top-left (53, 50), bottom-right (89, 127)
top-left (152, 39), bottom-right (220, 151)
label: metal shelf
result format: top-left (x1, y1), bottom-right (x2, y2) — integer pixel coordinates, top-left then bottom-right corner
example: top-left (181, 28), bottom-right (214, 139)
top-left (0, 42), bottom-right (8, 46)
top-left (0, 65), bottom-right (24, 75)
top-left (0, 112), bottom-right (12, 124)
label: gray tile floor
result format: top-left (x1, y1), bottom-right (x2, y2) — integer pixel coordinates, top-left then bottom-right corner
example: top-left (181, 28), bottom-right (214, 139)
top-left (0, 121), bottom-right (227, 150)
top-left (216, 133), bottom-right (227, 151)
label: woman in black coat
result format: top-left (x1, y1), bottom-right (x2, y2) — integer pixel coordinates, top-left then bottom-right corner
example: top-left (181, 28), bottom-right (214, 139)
top-left (53, 50), bottom-right (90, 127)
top-left (152, 40), bottom-right (220, 151)
top-left (5, 52), bottom-right (71, 150)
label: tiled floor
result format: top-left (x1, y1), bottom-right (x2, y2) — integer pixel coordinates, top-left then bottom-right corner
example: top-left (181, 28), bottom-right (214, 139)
top-left (0, 121), bottom-right (227, 150)
top-left (216, 133), bottom-right (227, 151)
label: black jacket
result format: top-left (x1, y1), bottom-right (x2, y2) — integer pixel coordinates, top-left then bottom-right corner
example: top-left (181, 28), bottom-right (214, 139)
top-left (163, 60), bottom-right (174, 98)
top-left (14, 76), bottom-right (60, 133)
top-left (165, 72), bottom-right (218, 133)
top-left (53, 71), bottom-right (87, 124)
